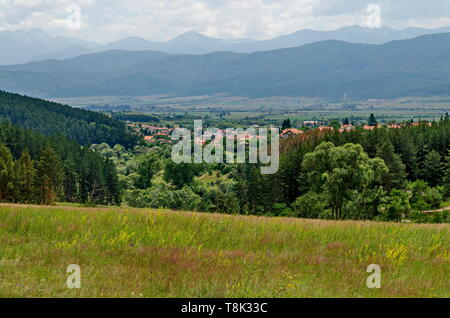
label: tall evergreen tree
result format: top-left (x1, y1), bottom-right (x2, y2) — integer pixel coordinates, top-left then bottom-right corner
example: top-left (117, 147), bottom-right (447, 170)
top-left (16, 150), bottom-right (35, 203)
top-left (79, 150), bottom-right (106, 204)
top-left (281, 119), bottom-right (292, 131)
top-left (396, 131), bottom-right (418, 180)
top-left (103, 158), bottom-right (121, 205)
top-left (420, 150), bottom-right (443, 186)
top-left (368, 114), bottom-right (378, 126)
top-left (0, 143), bottom-right (16, 202)
top-left (62, 159), bottom-right (78, 203)
top-left (376, 134), bottom-right (407, 190)
top-left (35, 147), bottom-right (64, 205)
top-left (444, 150), bottom-right (450, 198)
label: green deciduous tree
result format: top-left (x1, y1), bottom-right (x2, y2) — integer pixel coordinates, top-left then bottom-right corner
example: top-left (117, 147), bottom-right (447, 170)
top-left (382, 189), bottom-right (411, 221)
top-left (408, 180), bottom-right (443, 210)
top-left (164, 161), bottom-right (203, 189)
top-left (135, 154), bottom-right (159, 190)
top-left (302, 142), bottom-right (388, 219)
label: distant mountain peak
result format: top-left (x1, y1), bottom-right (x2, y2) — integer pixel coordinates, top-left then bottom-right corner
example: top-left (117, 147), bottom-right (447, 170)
top-left (118, 36), bottom-right (152, 42)
top-left (102, 36), bottom-right (158, 51)
top-left (25, 28), bottom-right (49, 36)
top-left (169, 31), bottom-right (213, 42)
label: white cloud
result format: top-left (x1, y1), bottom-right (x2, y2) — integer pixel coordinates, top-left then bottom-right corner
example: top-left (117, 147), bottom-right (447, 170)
top-left (0, 0), bottom-right (449, 43)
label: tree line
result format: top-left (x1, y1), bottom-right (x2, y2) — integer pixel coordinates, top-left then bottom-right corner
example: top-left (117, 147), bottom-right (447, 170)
top-left (232, 116), bottom-right (449, 221)
top-left (120, 115), bottom-right (448, 222)
top-left (0, 121), bottom-right (120, 205)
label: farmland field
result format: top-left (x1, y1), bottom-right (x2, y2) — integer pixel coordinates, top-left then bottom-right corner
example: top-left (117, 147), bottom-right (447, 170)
top-left (54, 95), bottom-right (449, 123)
top-left (0, 204), bottom-right (448, 298)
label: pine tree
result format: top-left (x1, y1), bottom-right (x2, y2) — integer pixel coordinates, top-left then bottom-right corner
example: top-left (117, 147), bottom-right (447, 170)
top-left (281, 119), bottom-right (292, 131)
top-left (62, 159), bottom-right (78, 203)
top-left (79, 150), bottom-right (106, 204)
top-left (376, 135), bottom-right (407, 190)
top-left (103, 158), bottom-right (121, 205)
top-left (420, 150), bottom-right (443, 187)
top-left (368, 114), bottom-right (378, 126)
top-left (0, 143), bottom-right (16, 202)
top-left (35, 147), bottom-right (64, 205)
top-left (444, 151), bottom-right (450, 198)
top-left (396, 131), bottom-right (418, 180)
top-left (16, 150), bottom-right (35, 203)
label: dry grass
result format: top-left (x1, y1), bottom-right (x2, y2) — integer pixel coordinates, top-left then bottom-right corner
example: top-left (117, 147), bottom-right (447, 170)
top-left (0, 204), bottom-right (448, 298)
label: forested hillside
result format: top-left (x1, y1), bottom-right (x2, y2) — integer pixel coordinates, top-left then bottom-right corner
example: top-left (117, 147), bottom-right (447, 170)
top-left (0, 121), bottom-right (121, 205)
top-left (0, 91), bottom-right (138, 147)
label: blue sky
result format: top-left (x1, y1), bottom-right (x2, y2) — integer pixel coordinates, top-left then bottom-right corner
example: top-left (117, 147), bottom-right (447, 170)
top-left (1, 0), bottom-right (450, 43)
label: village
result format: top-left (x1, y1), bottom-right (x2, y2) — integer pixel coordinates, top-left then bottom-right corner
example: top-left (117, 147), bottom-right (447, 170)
top-left (127, 116), bottom-right (436, 145)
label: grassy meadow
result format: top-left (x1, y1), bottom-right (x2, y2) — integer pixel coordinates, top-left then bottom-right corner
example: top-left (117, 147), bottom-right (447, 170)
top-left (0, 204), bottom-right (448, 298)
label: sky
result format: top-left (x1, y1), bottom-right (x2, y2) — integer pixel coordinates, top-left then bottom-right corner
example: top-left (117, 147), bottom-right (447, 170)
top-left (1, 0), bottom-right (450, 43)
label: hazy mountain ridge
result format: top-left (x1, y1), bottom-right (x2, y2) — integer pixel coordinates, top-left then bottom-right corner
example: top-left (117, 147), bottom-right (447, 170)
top-left (0, 29), bottom-right (100, 65)
top-left (2, 33), bottom-right (450, 99)
top-left (102, 26), bottom-right (450, 54)
top-left (2, 25), bottom-right (450, 65)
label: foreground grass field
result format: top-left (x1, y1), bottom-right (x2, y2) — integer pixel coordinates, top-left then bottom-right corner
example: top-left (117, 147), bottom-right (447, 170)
top-left (0, 204), bottom-right (448, 298)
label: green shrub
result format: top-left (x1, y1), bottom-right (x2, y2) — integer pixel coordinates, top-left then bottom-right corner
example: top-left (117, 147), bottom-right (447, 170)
top-left (408, 180), bottom-right (443, 211)
top-left (272, 203), bottom-right (293, 217)
top-left (382, 189), bottom-right (411, 221)
top-left (124, 185), bottom-right (202, 211)
top-left (410, 210), bottom-right (450, 224)
top-left (292, 192), bottom-right (327, 219)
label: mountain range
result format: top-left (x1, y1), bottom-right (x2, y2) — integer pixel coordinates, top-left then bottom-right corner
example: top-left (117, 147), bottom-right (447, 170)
top-left (0, 29), bottom-right (100, 65)
top-left (2, 32), bottom-right (450, 100)
top-left (2, 25), bottom-right (450, 65)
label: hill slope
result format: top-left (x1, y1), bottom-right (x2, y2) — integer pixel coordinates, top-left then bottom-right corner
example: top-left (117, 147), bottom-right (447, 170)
top-left (0, 91), bottom-right (138, 147)
top-left (2, 33), bottom-right (450, 99)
